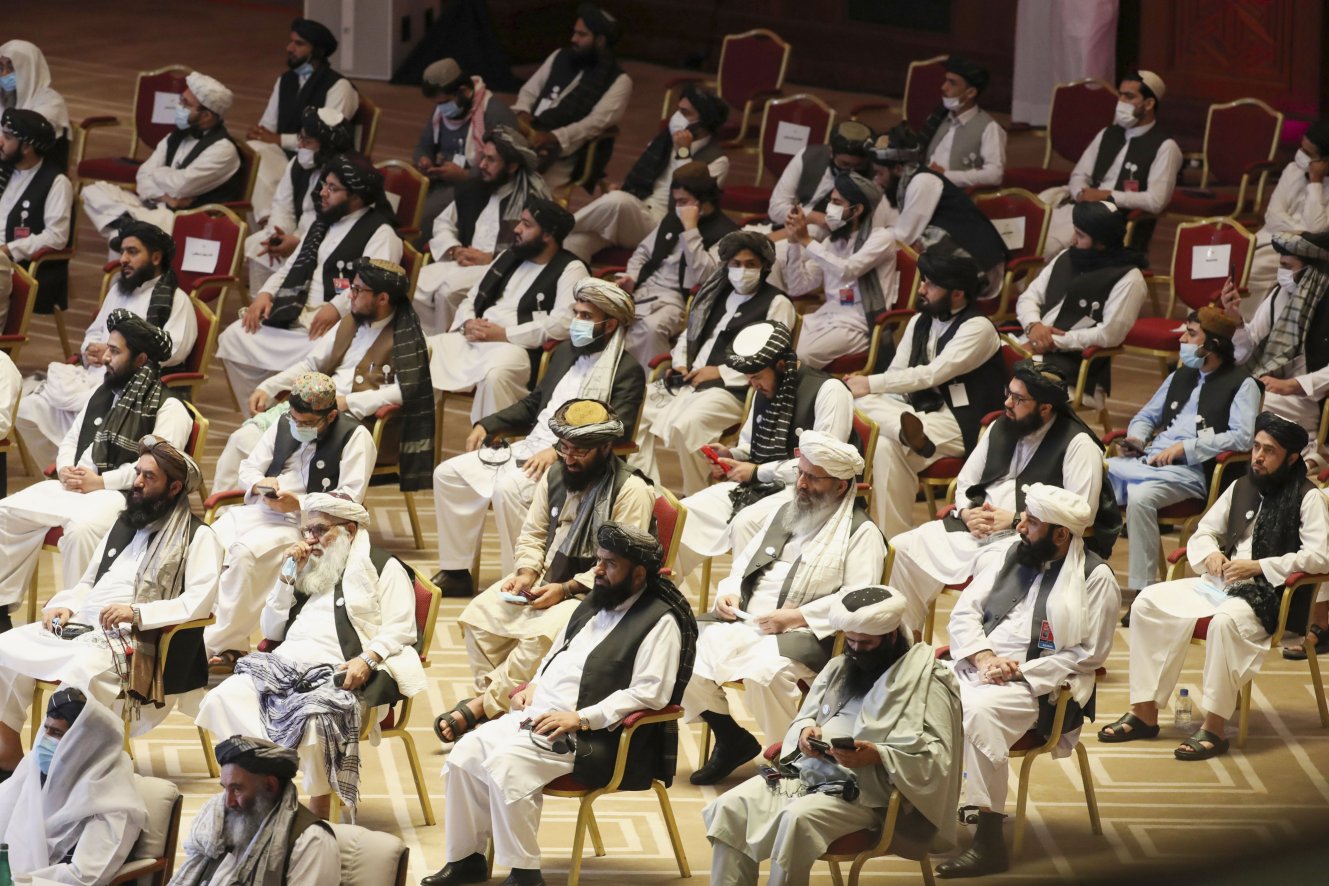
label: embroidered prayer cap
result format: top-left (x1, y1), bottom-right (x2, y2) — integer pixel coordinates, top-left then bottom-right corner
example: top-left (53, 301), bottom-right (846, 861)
top-left (422, 58), bottom-right (465, 90)
top-left (107, 309), bottom-right (172, 364)
top-left (1071, 200), bottom-right (1127, 249)
top-left (798, 430), bottom-right (863, 480)
top-left (597, 521), bottom-right (663, 571)
top-left (549, 398), bottom-right (624, 445)
top-left (1254, 410), bottom-right (1309, 455)
top-left (525, 195), bottom-right (575, 244)
top-left (109, 219), bottom-right (175, 264)
top-left (577, 3), bottom-right (623, 45)
top-left (46, 687), bottom-right (87, 725)
top-left (215, 734), bottom-right (300, 780)
top-left (1127, 70), bottom-right (1166, 103)
top-left (1195, 303), bottom-right (1238, 341)
top-left (716, 230), bottom-right (776, 269)
top-left (290, 371), bottom-right (338, 412)
top-left (573, 277), bottom-right (635, 326)
top-left (1271, 230), bottom-right (1329, 265)
top-left (726, 320), bottom-right (794, 374)
top-left (945, 56), bottom-right (990, 94)
top-left (681, 83), bottom-right (729, 134)
top-left (1011, 359), bottom-right (1070, 406)
top-left (300, 106), bottom-right (353, 153)
top-left (323, 152), bottom-right (385, 198)
top-left (833, 171), bottom-right (883, 212)
top-left (138, 435), bottom-right (202, 493)
top-left (870, 123), bottom-right (922, 165)
top-left (1022, 483), bottom-right (1092, 536)
top-left (487, 125), bottom-right (540, 172)
top-left (828, 586), bottom-right (907, 636)
top-left (291, 17), bottom-right (338, 57)
top-left (354, 256), bottom-right (410, 305)
top-left (0, 107), bottom-right (55, 153)
top-left (185, 72), bottom-right (233, 117)
top-left (304, 491), bottom-right (371, 528)
top-left (828, 120), bottom-right (873, 157)
top-left (918, 240), bottom-right (985, 299)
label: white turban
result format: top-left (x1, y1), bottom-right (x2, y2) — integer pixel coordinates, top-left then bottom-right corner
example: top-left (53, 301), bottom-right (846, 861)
top-left (303, 493), bottom-right (371, 528)
top-left (315, 107), bottom-right (345, 129)
top-left (798, 430), bottom-right (863, 480)
top-left (1136, 70), bottom-right (1166, 101)
top-left (828, 586), bottom-right (907, 636)
top-left (1022, 483), bottom-right (1092, 535)
top-left (186, 72), bottom-right (234, 116)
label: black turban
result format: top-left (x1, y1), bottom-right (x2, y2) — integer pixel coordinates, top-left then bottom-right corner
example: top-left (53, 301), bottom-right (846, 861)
top-left (110, 220), bottom-right (175, 264)
top-left (833, 170), bottom-right (883, 211)
top-left (107, 308), bottom-right (173, 364)
top-left (682, 83), bottom-right (729, 135)
top-left (1012, 359), bottom-right (1070, 405)
top-left (355, 257), bottom-right (410, 305)
top-left (1306, 120), bottom-right (1329, 157)
top-left (1255, 411), bottom-right (1309, 455)
top-left (597, 521), bottom-right (664, 571)
top-left (291, 18), bottom-right (338, 57)
top-left (300, 106), bottom-right (353, 155)
top-left (1071, 200), bottom-right (1127, 250)
top-left (946, 56), bottom-right (991, 94)
top-left (1, 107), bottom-right (56, 154)
top-left (46, 687), bottom-right (87, 725)
top-left (215, 735), bottom-right (300, 780)
top-left (717, 230), bottom-right (776, 268)
top-left (829, 121), bottom-right (873, 157)
top-left (526, 195), bottom-right (575, 244)
top-left (726, 320), bottom-right (793, 373)
top-left (917, 242), bottom-right (984, 300)
top-left (577, 4), bottom-right (623, 45)
top-left (324, 152), bottom-right (384, 199)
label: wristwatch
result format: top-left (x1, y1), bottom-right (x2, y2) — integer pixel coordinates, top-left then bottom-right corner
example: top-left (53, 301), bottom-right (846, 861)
top-left (578, 714), bottom-right (591, 732)
top-left (359, 653), bottom-right (380, 671)
top-left (674, 146), bottom-right (691, 159)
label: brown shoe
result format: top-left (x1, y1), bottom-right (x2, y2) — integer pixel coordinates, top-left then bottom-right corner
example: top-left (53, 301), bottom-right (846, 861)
top-left (899, 412), bottom-right (936, 458)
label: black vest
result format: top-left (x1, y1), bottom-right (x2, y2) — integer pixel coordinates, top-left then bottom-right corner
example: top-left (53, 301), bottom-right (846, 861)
top-left (1089, 124), bottom-right (1171, 191)
top-left (905, 306), bottom-right (1007, 450)
top-left (162, 126), bottom-right (244, 205)
top-left (472, 248), bottom-right (581, 383)
top-left (1040, 253), bottom-right (1135, 333)
top-left (914, 168), bottom-right (1008, 270)
top-left (265, 411), bottom-right (360, 494)
top-left (5, 158), bottom-right (70, 312)
top-left (315, 208), bottom-right (392, 303)
top-left (276, 65), bottom-right (347, 135)
top-left (286, 161), bottom-right (319, 228)
top-left (634, 209), bottom-right (738, 293)
top-left (73, 383), bottom-right (175, 469)
top-left (541, 458), bottom-right (642, 583)
top-left (687, 281), bottom-right (785, 397)
top-left (93, 515), bottom-right (209, 696)
top-left (794, 144), bottom-right (836, 212)
top-left (452, 180), bottom-right (514, 249)
top-left (1156, 363), bottom-right (1251, 440)
top-left (750, 368), bottom-right (841, 459)
top-left (1221, 475), bottom-right (1317, 557)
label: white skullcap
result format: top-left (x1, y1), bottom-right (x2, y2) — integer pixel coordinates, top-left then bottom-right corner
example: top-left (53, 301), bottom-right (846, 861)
top-left (1022, 483), bottom-right (1092, 536)
top-left (186, 72), bottom-right (234, 116)
top-left (315, 107), bottom-right (345, 129)
top-left (798, 430), bottom-right (863, 481)
top-left (303, 493), bottom-right (371, 528)
top-left (1135, 70), bottom-right (1166, 102)
top-left (828, 586), bottom-right (907, 635)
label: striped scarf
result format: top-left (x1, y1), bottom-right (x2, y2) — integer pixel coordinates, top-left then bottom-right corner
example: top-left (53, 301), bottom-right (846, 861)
top-left (89, 365), bottom-right (165, 473)
top-left (1247, 264), bottom-right (1329, 378)
top-left (747, 359), bottom-right (801, 465)
top-left (389, 306), bottom-right (435, 491)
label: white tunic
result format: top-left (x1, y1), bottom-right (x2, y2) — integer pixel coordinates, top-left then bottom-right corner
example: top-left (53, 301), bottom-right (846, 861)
top-left (927, 106), bottom-right (1007, 189)
top-left (514, 50), bottom-right (633, 157)
top-left (0, 159), bottom-right (71, 260)
top-left (1067, 121), bottom-right (1184, 214)
top-left (256, 312), bottom-right (400, 420)
top-left (1014, 253), bottom-right (1149, 351)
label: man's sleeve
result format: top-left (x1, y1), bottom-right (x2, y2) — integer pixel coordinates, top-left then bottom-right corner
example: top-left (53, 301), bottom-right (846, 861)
top-left (767, 151), bottom-right (806, 226)
top-left (801, 521), bottom-right (888, 637)
top-left (869, 316), bottom-right (999, 394)
top-left (25, 811), bottom-right (137, 886)
top-left (1186, 482), bottom-right (1236, 572)
top-left (365, 557), bottom-right (417, 662)
top-left (1260, 487), bottom-right (1329, 585)
top-left (1110, 138), bottom-right (1182, 213)
top-left (136, 524), bottom-right (225, 630)
top-left (428, 203), bottom-right (463, 259)
top-left (553, 73), bottom-right (633, 156)
top-left (1052, 268), bottom-right (1148, 351)
top-left (513, 475), bottom-right (554, 576)
top-left (1067, 129), bottom-right (1106, 199)
top-left (578, 615), bottom-right (681, 729)
top-left (1021, 562), bottom-right (1121, 696)
top-left (146, 139), bottom-right (243, 201)
top-left (1186, 376), bottom-right (1259, 464)
top-left (1015, 258), bottom-right (1054, 331)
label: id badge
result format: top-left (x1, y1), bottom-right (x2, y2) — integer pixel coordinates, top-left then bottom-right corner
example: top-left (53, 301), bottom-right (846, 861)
top-left (452, 152), bottom-right (468, 169)
top-left (534, 97), bottom-right (553, 116)
top-left (1122, 179), bottom-right (1140, 193)
top-left (1038, 619), bottom-right (1055, 650)
top-left (12, 226), bottom-right (30, 239)
top-left (838, 287), bottom-right (856, 307)
top-left (947, 382), bottom-right (970, 408)
top-left (333, 277), bottom-right (351, 296)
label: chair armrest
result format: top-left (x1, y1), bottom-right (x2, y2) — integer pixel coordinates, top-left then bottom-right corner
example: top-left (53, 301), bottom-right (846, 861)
top-left (1215, 449), bottom-right (1248, 464)
top-left (509, 682), bottom-right (528, 698)
top-left (375, 403), bottom-right (402, 421)
top-left (28, 247), bottom-right (74, 267)
top-left (79, 115), bottom-right (122, 132)
top-left (1007, 255), bottom-right (1045, 272)
top-left (45, 462), bottom-right (57, 478)
top-left (937, 503), bottom-right (956, 519)
top-left (1167, 546), bottom-right (1188, 565)
top-left (622, 704), bottom-right (683, 729)
top-left (647, 352), bottom-right (673, 369)
top-left (1102, 429), bottom-right (1126, 445)
top-left (189, 274), bottom-right (239, 303)
top-left (1242, 159), bottom-right (1284, 177)
top-left (161, 371), bottom-right (205, 386)
top-left (849, 100), bottom-right (894, 119)
top-left (162, 616), bottom-right (217, 634)
top-left (102, 260), bottom-right (120, 274)
top-left (763, 741), bottom-right (781, 762)
top-left (203, 488), bottom-right (245, 509)
top-left (223, 201), bottom-right (253, 214)
top-left (596, 265), bottom-right (627, 279)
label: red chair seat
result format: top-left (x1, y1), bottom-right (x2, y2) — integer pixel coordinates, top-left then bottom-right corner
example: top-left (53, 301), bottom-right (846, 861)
top-left (1192, 615), bottom-right (1213, 640)
top-left (920, 457), bottom-right (964, 479)
top-left (1125, 317), bottom-right (1185, 352)
top-left (824, 352), bottom-right (868, 375)
top-left (1009, 730), bottom-right (1043, 752)
top-left (1168, 189), bottom-right (1239, 218)
top-left (1158, 500), bottom-right (1203, 520)
top-left (77, 156), bottom-right (142, 183)
top-left (379, 707), bottom-right (397, 730)
top-left (1002, 167), bottom-right (1071, 193)
top-left (546, 773), bottom-right (590, 792)
top-left (589, 246), bottom-right (633, 268)
top-left (723, 185), bottom-right (774, 215)
top-left (825, 829), bottom-right (878, 854)
top-left (43, 527), bottom-right (63, 547)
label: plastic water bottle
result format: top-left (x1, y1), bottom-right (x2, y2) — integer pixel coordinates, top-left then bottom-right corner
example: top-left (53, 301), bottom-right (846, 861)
top-left (1174, 688), bottom-right (1194, 731)
top-left (0, 842), bottom-right (13, 886)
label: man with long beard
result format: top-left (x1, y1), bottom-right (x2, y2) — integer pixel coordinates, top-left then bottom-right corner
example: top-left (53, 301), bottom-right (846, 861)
top-left (682, 432), bottom-right (888, 786)
top-left (437, 400), bottom-right (654, 746)
top-left (425, 522), bottom-right (695, 886)
top-left (704, 587), bottom-right (963, 886)
top-left (197, 493), bottom-right (424, 819)
top-left (171, 735), bottom-right (340, 885)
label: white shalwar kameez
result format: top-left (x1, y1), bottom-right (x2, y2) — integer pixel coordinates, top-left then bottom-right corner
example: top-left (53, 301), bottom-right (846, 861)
top-left (413, 183), bottom-right (513, 335)
top-left (202, 419), bottom-right (375, 656)
top-left (619, 221), bottom-right (720, 365)
top-left (444, 590), bottom-right (680, 871)
top-left (0, 519), bottom-right (222, 733)
top-left (1128, 482), bottom-right (1329, 719)
top-left (0, 159), bottom-right (71, 326)
top-left (0, 396), bottom-right (191, 613)
top-left (946, 540), bottom-right (1119, 813)
top-left (428, 255), bottom-right (585, 422)
top-left (1246, 162), bottom-right (1329, 298)
top-left (927, 105), bottom-right (1008, 189)
top-left (215, 206), bottom-right (401, 406)
top-left (1013, 253), bottom-right (1148, 360)
top-left (248, 71), bottom-right (359, 217)
top-left (242, 154), bottom-right (321, 293)
top-left (853, 310), bottom-right (1001, 538)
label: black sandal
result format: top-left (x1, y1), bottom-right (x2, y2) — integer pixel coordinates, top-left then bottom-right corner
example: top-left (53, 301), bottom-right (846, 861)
top-left (433, 698), bottom-right (481, 744)
top-left (207, 649), bottom-right (246, 675)
top-left (1283, 623), bottom-right (1327, 661)
top-left (1097, 712), bottom-right (1160, 743)
top-left (1174, 728), bottom-right (1229, 761)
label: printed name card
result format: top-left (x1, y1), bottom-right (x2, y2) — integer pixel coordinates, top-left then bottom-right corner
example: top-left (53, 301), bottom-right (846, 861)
top-left (181, 237), bottom-right (221, 274)
top-left (991, 217), bottom-right (1027, 251)
top-left (151, 91), bottom-right (181, 125)
top-left (1190, 243), bottom-right (1231, 280)
top-left (773, 121), bottom-right (811, 156)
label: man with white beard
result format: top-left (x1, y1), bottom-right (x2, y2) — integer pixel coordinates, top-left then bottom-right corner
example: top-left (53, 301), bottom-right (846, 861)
top-left (170, 735), bottom-right (340, 886)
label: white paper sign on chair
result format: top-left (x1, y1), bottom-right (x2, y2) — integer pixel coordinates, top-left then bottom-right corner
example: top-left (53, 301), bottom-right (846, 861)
top-left (181, 237), bottom-right (222, 274)
top-left (151, 92), bottom-right (180, 125)
top-left (773, 121), bottom-right (811, 156)
top-left (991, 217), bottom-right (1027, 252)
top-left (1190, 244), bottom-right (1232, 280)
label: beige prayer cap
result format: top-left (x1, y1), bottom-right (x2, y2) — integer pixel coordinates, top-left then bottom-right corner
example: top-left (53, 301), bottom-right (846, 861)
top-left (828, 586), bottom-right (907, 636)
top-left (423, 58), bottom-right (464, 89)
top-left (797, 430), bottom-right (863, 481)
top-left (186, 71), bottom-right (233, 116)
top-left (303, 492), bottom-right (371, 528)
top-left (1134, 70), bottom-right (1166, 102)
top-left (1022, 483), bottom-right (1092, 536)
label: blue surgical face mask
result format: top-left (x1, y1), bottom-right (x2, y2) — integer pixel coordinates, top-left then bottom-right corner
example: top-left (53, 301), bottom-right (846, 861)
top-left (436, 100), bottom-right (460, 119)
top-left (295, 61), bottom-right (314, 78)
top-left (569, 318), bottom-right (599, 348)
top-left (35, 733), bottom-right (58, 775)
top-left (174, 104), bottom-right (193, 131)
top-left (289, 415), bottom-right (320, 444)
top-left (0, 73), bottom-right (16, 93)
top-left (1179, 342), bottom-right (1205, 369)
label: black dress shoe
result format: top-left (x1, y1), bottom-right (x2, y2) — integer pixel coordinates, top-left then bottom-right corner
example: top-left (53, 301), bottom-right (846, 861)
top-left (0, 606), bottom-right (12, 634)
top-left (500, 870), bottom-right (545, 886)
top-left (689, 730), bottom-right (762, 785)
top-left (433, 569), bottom-right (476, 598)
top-left (421, 852), bottom-right (488, 886)
top-left (899, 411), bottom-right (937, 458)
top-left (936, 811), bottom-right (1009, 879)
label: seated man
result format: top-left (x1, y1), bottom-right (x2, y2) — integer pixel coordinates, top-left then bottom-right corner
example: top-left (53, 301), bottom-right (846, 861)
top-left (920, 56), bottom-right (1006, 189)
top-left (676, 320), bottom-right (853, 579)
top-left (565, 83), bottom-right (730, 262)
top-left (215, 258), bottom-right (433, 495)
top-left (172, 735), bottom-right (340, 885)
top-left (0, 312), bottom-right (190, 631)
top-left (429, 197), bottom-right (586, 423)
top-left (0, 437), bottom-right (220, 773)
top-left (684, 433), bottom-right (888, 785)
top-left (413, 125), bottom-right (551, 335)
top-left (611, 161), bottom-right (737, 364)
top-left (704, 587), bottom-right (963, 886)
top-left (768, 120), bottom-right (875, 237)
top-left (439, 400), bottom-right (655, 743)
top-left (81, 72), bottom-right (243, 239)
top-left (0, 40), bottom-right (71, 149)
top-left (1041, 71), bottom-right (1183, 257)
top-left (198, 494), bottom-right (423, 818)
top-left (513, 3), bottom-right (633, 191)
top-left (425, 522), bottom-right (695, 886)
top-left (432, 279), bottom-right (642, 596)
top-left (217, 152), bottom-right (402, 408)
top-left (0, 108), bottom-right (71, 325)
top-left (204, 372), bottom-right (376, 671)
top-left (633, 231), bottom-right (797, 494)
top-left (888, 361), bottom-right (1118, 635)
top-left (18, 220), bottom-right (196, 469)
top-left (784, 171), bottom-right (898, 370)
top-left (1014, 201), bottom-right (1148, 407)
top-left (1108, 306), bottom-right (1259, 596)
top-left (0, 690), bottom-right (147, 881)
top-left (1244, 120), bottom-right (1329, 296)
top-left (1099, 413), bottom-right (1329, 758)
top-left (847, 244), bottom-right (1005, 539)
top-left (939, 484), bottom-right (1119, 878)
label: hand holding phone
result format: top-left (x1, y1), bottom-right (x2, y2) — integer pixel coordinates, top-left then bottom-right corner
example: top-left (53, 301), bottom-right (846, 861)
top-left (500, 591), bottom-right (531, 605)
top-left (806, 737), bottom-right (831, 754)
top-left (700, 444), bottom-right (724, 467)
top-left (830, 736), bottom-right (857, 750)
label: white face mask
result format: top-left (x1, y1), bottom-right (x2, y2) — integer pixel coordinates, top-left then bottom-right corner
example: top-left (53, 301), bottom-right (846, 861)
top-left (1114, 100), bottom-right (1139, 129)
top-left (823, 202), bottom-right (848, 231)
top-left (942, 95), bottom-right (961, 111)
top-left (667, 110), bottom-right (689, 136)
top-left (1277, 266), bottom-right (1297, 291)
top-left (1295, 149), bottom-right (1312, 172)
top-left (296, 147), bottom-right (317, 170)
top-left (728, 266), bottom-right (761, 295)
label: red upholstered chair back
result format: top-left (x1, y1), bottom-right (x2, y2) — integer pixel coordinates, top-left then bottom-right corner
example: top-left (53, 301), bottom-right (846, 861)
top-left (895, 244), bottom-right (919, 310)
top-left (717, 30), bottom-right (790, 116)
top-left (400, 241), bottom-right (422, 293)
top-left (904, 55), bottom-right (949, 131)
top-left (376, 160), bottom-right (429, 233)
top-left (1201, 99), bottom-right (1282, 187)
top-left (170, 205), bottom-right (246, 301)
top-left (653, 489), bottom-right (687, 574)
top-left (352, 93), bottom-right (381, 158)
top-left (134, 66), bottom-right (191, 152)
top-left (756, 94), bottom-right (835, 185)
top-left (178, 296), bottom-right (216, 376)
top-left (1169, 218), bottom-right (1256, 312)
top-left (974, 189), bottom-right (1050, 264)
top-left (4, 264), bottom-right (35, 338)
top-left (1000, 343), bottom-right (1025, 377)
top-left (1046, 79), bottom-right (1118, 167)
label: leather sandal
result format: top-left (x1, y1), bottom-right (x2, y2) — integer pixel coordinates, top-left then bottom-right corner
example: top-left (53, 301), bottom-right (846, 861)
top-left (1283, 623), bottom-right (1326, 661)
top-left (1097, 712), bottom-right (1160, 743)
top-left (207, 649), bottom-right (245, 675)
top-left (1174, 728), bottom-right (1229, 761)
top-left (434, 698), bottom-right (481, 744)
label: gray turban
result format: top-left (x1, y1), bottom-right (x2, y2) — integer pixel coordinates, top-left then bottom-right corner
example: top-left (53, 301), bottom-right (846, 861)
top-left (215, 735), bottom-right (300, 780)
top-left (597, 522), bottom-right (664, 571)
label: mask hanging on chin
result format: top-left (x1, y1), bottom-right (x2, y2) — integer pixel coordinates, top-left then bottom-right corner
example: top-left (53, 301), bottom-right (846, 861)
top-left (942, 95), bottom-right (962, 111)
top-left (1113, 100), bottom-right (1139, 129)
top-left (1178, 342), bottom-right (1206, 369)
top-left (294, 60), bottom-right (315, 78)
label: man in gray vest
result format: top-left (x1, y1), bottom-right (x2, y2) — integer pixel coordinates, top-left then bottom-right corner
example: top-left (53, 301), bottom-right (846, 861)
top-left (922, 56), bottom-right (1006, 190)
top-left (768, 120), bottom-right (874, 238)
top-left (938, 484), bottom-right (1119, 879)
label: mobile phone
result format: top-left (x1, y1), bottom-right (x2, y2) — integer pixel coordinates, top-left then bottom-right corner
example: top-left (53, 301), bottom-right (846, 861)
top-left (700, 444), bottom-right (724, 467)
top-left (806, 737), bottom-right (830, 753)
top-left (333, 670), bottom-right (347, 688)
top-left (268, 234), bottom-right (284, 247)
top-left (499, 591), bottom-right (530, 605)
top-left (262, 486), bottom-right (280, 499)
top-left (830, 737), bottom-right (856, 750)
top-left (759, 765), bottom-right (783, 785)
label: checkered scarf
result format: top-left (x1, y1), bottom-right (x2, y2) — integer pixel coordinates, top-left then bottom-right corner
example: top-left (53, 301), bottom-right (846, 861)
top-left (89, 365), bottom-right (167, 474)
top-left (1247, 262), bottom-right (1329, 378)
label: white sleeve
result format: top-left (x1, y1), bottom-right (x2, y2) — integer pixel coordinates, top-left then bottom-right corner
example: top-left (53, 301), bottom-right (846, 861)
top-left (327, 78), bottom-right (360, 120)
top-left (1187, 483), bottom-right (1235, 570)
top-left (757, 379), bottom-right (854, 485)
top-left (0, 357), bottom-right (18, 439)
top-left (707, 152), bottom-right (730, 188)
top-left (135, 525), bottom-right (224, 630)
top-left (805, 226), bottom-right (897, 283)
top-left (57, 400), bottom-right (87, 469)
top-left (514, 53), bottom-right (555, 113)
top-left (98, 398), bottom-right (192, 491)
top-left (140, 138), bottom-right (242, 201)
top-left (780, 240), bottom-right (824, 298)
top-left (1259, 488), bottom-right (1329, 585)
top-left (1301, 181), bottom-right (1329, 233)
top-left (800, 522), bottom-right (888, 637)
top-left (365, 557), bottom-right (417, 662)
top-left (1063, 433), bottom-right (1105, 514)
top-left (1014, 257), bottom-right (1054, 330)
top-left (505, 260), bottom-right (587, 348)
top-left (132, 139), bottom-right (174, 201)
top-left (237, 423), bottom-right (279, 496)
top-left (868, 316), bottom-right (999, 394)
top-left (578, 616), bottom-right (681, 729)
top-left (259, 331), bottom-right (337, 398)
top-left (947, 543), bottom-right (1014, 660)
top-left (1110, 138), bottom-right (1182, 213)
top-left (1068, 129), bottom-right (1107, 199)
top-left (4, 174), bottom-right (71, 261)
top-left (25, 811), bottom-right (137, 886)
top-left (1262, 164), bottom-right (1302, 232)
top-left (257, 79), bottom-right (281, 132)
top-left (955, 430), bottom-right (995, 507)
top-left (943, 120), bottom-right (1006, 189)
top-left (888, 174), bottom-right (944, 248)
top-left (164, 288), bottom-right (199, 367)
top-left (1052, 268), bottom-right (1148, 350)
top-left (427, 203), bottom-right (462, 258)
top-left (553, 73), bottom-right (633, 156)
top-left (265, 160), bottom-right (300, 231)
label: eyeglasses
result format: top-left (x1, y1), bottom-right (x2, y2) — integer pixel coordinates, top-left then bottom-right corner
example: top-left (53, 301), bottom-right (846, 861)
top-left (320, 182), bottom-right (347, 194)
top-left (796, 467), bottom-right (839, 484)
top-left (554, 440), bottom-right (597, 457)
top-left (348, 283), bottom-right (374, 297)
top-left (1003, 388), bottom-right (1034, 406)
top-left (289, 414), bottom-right (325, 430)
top-left (300, 521), bottom-right (346, 541)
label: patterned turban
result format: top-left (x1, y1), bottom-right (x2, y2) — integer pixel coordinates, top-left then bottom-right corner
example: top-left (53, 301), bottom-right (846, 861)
top-left (1, 107), bottom-right (55, 153)
top-left (726, 320), bottom-right (794, 373)
top-left (1255, 410), bottom-right (1309, 455)
top-left (597, 521), bottom-right (664, 571)
top-left (1195, 303), bottom-right (1238, 341)
top-left (487, 125), bottom-right (540, 172)
top-left (798, 430), bottom-right (863, 480)
top-left (139, 435), bottom-right (202, 493)
top-left (323, 152), bottom-right (385, 199)
top-left (46, 687), bottom-right (87, 724)
top-left (526, 195), bottom-right (575, 244)
top-left (828, 586), bottom-right (907, 635)
top-left (828, 120), bottom-right (873, 157)
top-left (185, 72), bottom-right (233, 116)
top-left (833, 170), bottom-right (883, 212)
top-left (110, 220), bottom-right (175, 264)
top-left (573, 277), bottom-right (635, 326)
top-left (215, 735), bottom-right (300, 780)
top-left (1012, 359), bottom-right (1069, 406)
top-left (549, 399), bottom-right (623, 445)
top-left (290, 371), bottom-right (337, 412)
top-left (716, 230), bottom-right (776, 268)
top-left (1023, 482), bottom-right (1093, 535)
top-left (291, 18), bottom-right (338, 57)
top-left (300, 106), bottom-right (353, 154)
top-left (423, 58), bottom-right (465, 91)
top-left (303, 491), bottom-right (371, 528)
top-left (354, 256), bottom-right (410, 305)
top-left (107, 309), bottom-right (172, 363)
top-left (1271, 230), bottom-right (1329, 265)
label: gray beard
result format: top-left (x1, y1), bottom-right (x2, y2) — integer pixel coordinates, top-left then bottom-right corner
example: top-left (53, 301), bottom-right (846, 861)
top-left (785, 492), bottom-right (841, 539)
top-left (223, 789), bottom-right (278, 853)
top-left (296, 531), bottom-right (354, 595)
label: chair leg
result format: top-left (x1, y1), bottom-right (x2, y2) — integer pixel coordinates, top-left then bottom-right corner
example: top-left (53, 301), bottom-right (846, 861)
top-left (30, 684), bottom-right (45, 748)
top-left (1011, 752), bottom-right (1040, 860)
top-left (328, 792), bottom-right (341, 823)
top-left (200, 727), bottom-right (220, 778)
top-left (1074, 742), bottom-right (1102, 836)
top-left (826, 859), bottom-right (845, 886)
top-left (27, 563), bottom-right (38, 626)
top-left (1305, 641), bottom-right (1329, 728)
top-left (651, 780), bottom-right (690, 877)
top-left (699, 557), bottom-right (712, 613)
top-left (920, 855), bottom-right (936, 886)
top-left (587, 805), bottom-right (606, 857)
top-left (699, 720), bottom-right (712, 763)
top-left (53, 307), bottom-right (72, 360)
top-left (398, 730), bottom-right (437, 826)
top-left (1236, 682), bottom-right (1252, 748)
top-left (15, 428), bottom-right (39, 478)
top-left (567, 798), bottom-right (596, 886)
top-left (403, 490), bottom-right (424, 550)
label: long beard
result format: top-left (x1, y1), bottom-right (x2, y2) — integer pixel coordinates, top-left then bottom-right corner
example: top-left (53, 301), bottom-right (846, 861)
top-left (1014, 532), bottom-right (1060, 568)
top-left (587, 573), bottom-right (637, 612)
top-left (121, 488), bottom-right (177, 529)
top-left (317, 199), bottom-right (351, 224)
top-left (842, 633), bottom-right (906, 696)
top-left (223, 789), bottom-right (278, 852)
top-left (571, 332), bottom-right (610, 359)
top-left (562, 451), bottom-right (610, 492)
top-left (1010, 409), bottom-right (1046, 437)
top-left (508, 237), bottom-right (544, 261)
top-left (296, 530), bottom-right (354, 595)
top-left (121, 264), bottom-right (160, 292)
top-left (1251, 457), bottom-right (1298, 494)
top-left (788, 487), bottom-right (842, 537)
